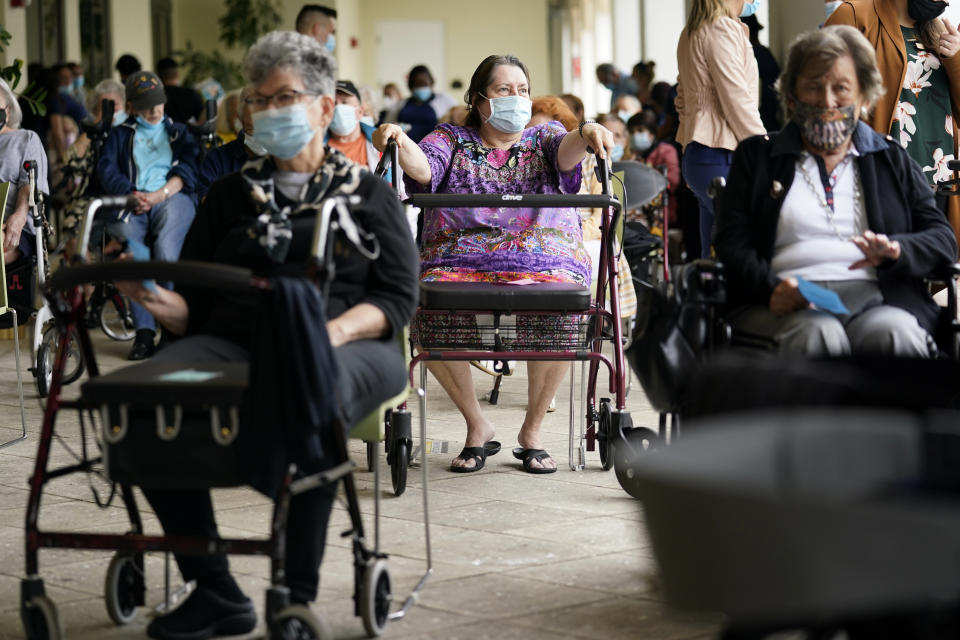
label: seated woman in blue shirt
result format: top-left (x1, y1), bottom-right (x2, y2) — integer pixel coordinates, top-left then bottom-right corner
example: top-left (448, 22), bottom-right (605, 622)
top-left (97, 70), bottom-right (200, 360)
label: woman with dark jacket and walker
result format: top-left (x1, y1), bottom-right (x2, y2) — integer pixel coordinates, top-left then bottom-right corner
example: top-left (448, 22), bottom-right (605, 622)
top-left (715, 25), bottom-right (957, 357)
top-left (114, 31), bottom-right (419, 640)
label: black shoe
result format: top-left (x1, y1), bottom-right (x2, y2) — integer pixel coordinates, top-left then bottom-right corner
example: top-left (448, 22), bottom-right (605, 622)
top-left (127, 330), bottom-right (156, 361)
top-left (146, 585), bottom-right (257, 640)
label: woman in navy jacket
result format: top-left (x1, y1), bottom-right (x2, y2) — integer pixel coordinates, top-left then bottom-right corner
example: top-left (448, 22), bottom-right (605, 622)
top-left (97, 71), bottom-right (199, 360)
top-left (715, 26), bottom-right (957, 356)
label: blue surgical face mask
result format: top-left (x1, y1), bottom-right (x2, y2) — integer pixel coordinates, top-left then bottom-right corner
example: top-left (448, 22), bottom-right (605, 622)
top-left (483, 95), bottom-right (533, 134)
top-left (740, 0), bottom-right (761, 17)
top-left (824, 1), bottom-right (843, 19)
top-left (252, 102), bottom-right (318, 160)
top-left (617, 110), bottom-right (632, 123)
top-left (58, 85), bottom-right (72, 96)
top-left (631, 131), bottom-right (653, 152)
top-left (243, 132), bottom-right (268, 156)
top-left (360, 115), bottom-right (375, 127)
top-left (74, 76), bottom-right (85, 91)
top-left (330, 103), bottom-right (358, 136)
top-left (610, 144), bottom-right (624, 162)
top-left (136, 114), bottom-right (163, 130)
top-left (412, 87), bottom-right (432, 102)
top-left (112, 110), bottom-right (127, 127)
top-left (325, 34), bottom-right (336, 52)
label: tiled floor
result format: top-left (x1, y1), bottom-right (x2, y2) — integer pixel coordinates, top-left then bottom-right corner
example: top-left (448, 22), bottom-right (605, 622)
top-left (0, 333), bottom-right (720, 639)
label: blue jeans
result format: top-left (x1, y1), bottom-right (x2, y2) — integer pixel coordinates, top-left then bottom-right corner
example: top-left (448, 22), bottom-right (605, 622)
top-left (108, 193), bottom-right (196, 332)
top-left (682, 142), bottom-right (733, 258)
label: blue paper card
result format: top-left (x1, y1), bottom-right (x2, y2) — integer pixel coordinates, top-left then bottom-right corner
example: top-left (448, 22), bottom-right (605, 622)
top-left (796, 277), bottom-right (849, 315)
top-left (125, 238), bottom-right (158, 293)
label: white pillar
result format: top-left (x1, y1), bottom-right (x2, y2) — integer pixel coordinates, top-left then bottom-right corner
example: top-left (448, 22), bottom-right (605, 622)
top-left (109, 0), bottom-right (154, 75)
top-left (63, 0), bottom-right (82, 63)
top-left (1, 4), bottom-right (28, 69)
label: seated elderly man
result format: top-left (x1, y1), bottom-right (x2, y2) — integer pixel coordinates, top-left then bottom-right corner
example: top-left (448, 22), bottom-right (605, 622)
top-left (97, 70), bottom-right (200, 360)
top-left (116, 30), bottom-right (418, 640)
top-left (715, 25), bottom-right (957, 357)
top-left (326, 80), bottom-right (380, 172)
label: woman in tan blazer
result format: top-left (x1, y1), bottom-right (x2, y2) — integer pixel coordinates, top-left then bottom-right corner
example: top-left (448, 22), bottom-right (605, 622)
top-left (827, 0), bottom-right (960, 245)
top-left (676, 0), bottom-right (766, 257)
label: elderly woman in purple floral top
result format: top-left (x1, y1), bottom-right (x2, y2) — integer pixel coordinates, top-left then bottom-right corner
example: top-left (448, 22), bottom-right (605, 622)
top-left (374, 54), bottom-right (613, 474)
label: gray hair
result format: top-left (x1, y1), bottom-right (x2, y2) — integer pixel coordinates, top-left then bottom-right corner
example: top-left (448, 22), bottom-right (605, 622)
top-left (0, 78), bottom-right (23, 128)
top-left (243, 30), bottom-right (335, 97)
top-left (777, 25), bottom-right (885, 119)
top-left (87, 78), bottom-right (125, 115)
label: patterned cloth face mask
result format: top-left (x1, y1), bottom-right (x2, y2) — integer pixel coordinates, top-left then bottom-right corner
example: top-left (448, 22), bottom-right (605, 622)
top-left (791, 102), bottom-right (858, 152)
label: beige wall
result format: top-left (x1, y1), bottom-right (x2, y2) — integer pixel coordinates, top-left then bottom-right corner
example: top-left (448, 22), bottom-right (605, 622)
top-left (111, 0), bottom-right (154, 72)
top-left (171, 0), bottom-right (244, 65)
top-left (0, 3), bottom-right (29, 69)
top-left (354, 0), bottom-right (550, 96)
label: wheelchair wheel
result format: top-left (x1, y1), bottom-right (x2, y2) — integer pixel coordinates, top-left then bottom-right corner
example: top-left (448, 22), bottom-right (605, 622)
top-left (359, 558), bottom-right (392, 637)
top-left (390, 441), bottom-right (408, 497)
top-left (271, 604), bottom-right (332, 640)
top-left (104, 552), bottom-right (144, 625)
top-left (100, 291), bottom-right (136, 341)
top-left (35, 326), bottom-right (84, 398)
top-left (21, 594), bottom-right (63, 640)
top-left (598, 399), bottom-right (614, 471)
top-left (614, 427), bottom-right (661, 500)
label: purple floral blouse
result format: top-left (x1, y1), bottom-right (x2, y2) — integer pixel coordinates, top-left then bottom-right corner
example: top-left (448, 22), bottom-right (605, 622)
top-left (404, 122), bottom-right (590, 285)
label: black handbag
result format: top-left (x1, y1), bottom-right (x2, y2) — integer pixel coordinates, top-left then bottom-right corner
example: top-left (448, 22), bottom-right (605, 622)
top-left (0, 253), bottom-right (35, 328)
top-left (627, 260), bottom-right (726, 413)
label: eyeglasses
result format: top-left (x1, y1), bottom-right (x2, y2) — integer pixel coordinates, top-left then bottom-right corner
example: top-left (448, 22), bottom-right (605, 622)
top-left (243, 89), bottom-right (320, 110)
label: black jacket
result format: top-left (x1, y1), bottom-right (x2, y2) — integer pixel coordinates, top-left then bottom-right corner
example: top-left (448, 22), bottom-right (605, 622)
top-left (714, 121), bottom-right (957, 334)
top-left (178, 169), bottom-right (419, 349)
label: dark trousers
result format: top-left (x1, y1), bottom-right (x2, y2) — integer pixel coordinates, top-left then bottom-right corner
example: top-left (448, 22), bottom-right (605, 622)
top-left (142, 333), bottom-right (406, 603)
top-left (681, 141), bottom-right (733, 258)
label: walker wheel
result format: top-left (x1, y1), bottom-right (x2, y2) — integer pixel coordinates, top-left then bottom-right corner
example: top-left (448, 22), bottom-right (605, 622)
top-left (359, 558), bottom-right (392, 637)
top-left (35, 325), bottom-right (84, 398)
top-left (104, 552), bottom-right (144, 625)
top-left (271, 604), bottom-right (332, 639)
top-left (21, 595), bottom-right (63, 640)
top-left (614, 427), bottom-right (661, 499)
top-left (390, 441), bottom-right (408, 497)
top-left (598, 399), bottom-right (615, 470)
top-left (366, 441), bottom-right (376, 473)
top-left (100, 291), bottom-right (136, 341)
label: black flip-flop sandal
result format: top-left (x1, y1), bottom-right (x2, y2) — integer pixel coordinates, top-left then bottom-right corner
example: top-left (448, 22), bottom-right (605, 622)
top-left (512, 447), bottom-right (558, 474)
top-left (450, 446), bottom-right (488, 473)
top-left (484, 440), bottom-right (502, 457)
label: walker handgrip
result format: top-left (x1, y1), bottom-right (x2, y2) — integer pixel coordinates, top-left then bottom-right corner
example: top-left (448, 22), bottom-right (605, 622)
top-left (594, 155), bottom-right (612, 197)
top-left (948, 160), bottom-right (960, 172)
top-left (375, 139), bottom-right (401, 193)
top-left (47, 260), bottom-right (257, 293)
top-left (404, 193), bottom-right (621, 210)
top-left (97, 194), bottom-right (140, 209)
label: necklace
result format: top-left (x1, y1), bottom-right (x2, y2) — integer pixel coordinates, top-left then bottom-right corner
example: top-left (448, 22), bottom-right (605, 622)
top-left (797, 153), bottom-right (863, 241)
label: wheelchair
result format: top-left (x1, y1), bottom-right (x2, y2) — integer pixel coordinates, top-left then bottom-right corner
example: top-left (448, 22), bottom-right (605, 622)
top-left (618, 174), bottom-right (960, 498)
top-left (19, 195), bottom-right (418, 639)
top-left (375, 141), bottom-right (634, 474)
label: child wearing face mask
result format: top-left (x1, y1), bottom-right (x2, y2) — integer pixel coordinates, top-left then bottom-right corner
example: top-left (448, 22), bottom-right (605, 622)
top-left (827, 0), bottom-right (960, 244)
top-left (626, 112), bottom-right (681, 225)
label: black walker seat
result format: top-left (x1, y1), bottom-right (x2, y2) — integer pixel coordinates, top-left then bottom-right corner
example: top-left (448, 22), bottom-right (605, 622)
top-left (630, 407), bottom-right (960, 638)
top-left (81, 360), bottom-right (249, 489)
top-left (419, 281), bottom-right (592, 313)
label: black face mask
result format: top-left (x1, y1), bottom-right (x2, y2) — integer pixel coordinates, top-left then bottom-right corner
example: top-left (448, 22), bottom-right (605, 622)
top-left (0, 109), bottom-right (7, 130)
top-left (908, 0), bottom-right (948, 24)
